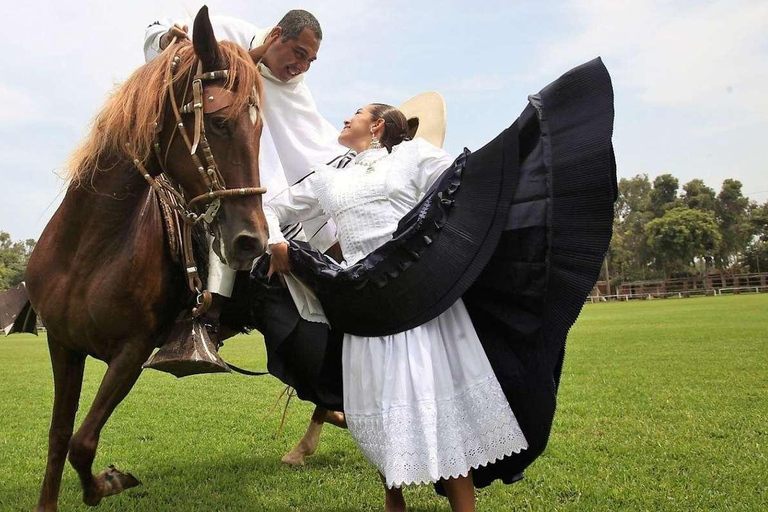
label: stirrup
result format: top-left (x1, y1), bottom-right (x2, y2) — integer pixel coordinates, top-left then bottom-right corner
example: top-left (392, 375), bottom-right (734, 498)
top-left (143, 314), bottom-right (231, 378)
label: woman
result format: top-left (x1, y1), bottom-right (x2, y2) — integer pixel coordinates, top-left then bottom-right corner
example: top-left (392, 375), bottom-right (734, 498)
top-left (264, 103), bottom-right (529, 511)
top-left (258, 58), bottom-right (616, 511)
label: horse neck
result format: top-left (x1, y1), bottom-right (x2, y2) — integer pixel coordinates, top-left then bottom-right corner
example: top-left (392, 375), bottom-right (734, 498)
top-left (56, 155), bottom-right (166, 259)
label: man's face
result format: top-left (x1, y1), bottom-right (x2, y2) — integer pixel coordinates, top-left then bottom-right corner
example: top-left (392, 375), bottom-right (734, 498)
top-left (262, 27), bottom-right (320, 82)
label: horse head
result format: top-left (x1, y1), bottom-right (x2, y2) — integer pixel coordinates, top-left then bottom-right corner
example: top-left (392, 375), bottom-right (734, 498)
top-left (157, 6), bottom-right (269, 271)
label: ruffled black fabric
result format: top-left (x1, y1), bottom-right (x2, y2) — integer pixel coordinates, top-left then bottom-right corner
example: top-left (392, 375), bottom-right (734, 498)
top-left (287, 128), bottom-right (518, 336)
top-left (247, 57), bottom-right (617, 488)
top-left (460, 58), bottom-right (617, 488)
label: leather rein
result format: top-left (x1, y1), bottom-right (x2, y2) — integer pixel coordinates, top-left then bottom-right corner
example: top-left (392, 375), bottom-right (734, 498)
top-left (133, 43), bottom-right (266, 316)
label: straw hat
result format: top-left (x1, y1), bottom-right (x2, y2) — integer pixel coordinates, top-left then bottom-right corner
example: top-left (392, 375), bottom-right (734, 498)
top-left (399, 91), bottom-right (447, 148)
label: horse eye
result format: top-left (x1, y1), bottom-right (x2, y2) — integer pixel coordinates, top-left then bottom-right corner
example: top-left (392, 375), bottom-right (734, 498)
top-left (211, 117), bottom-right (229, 131)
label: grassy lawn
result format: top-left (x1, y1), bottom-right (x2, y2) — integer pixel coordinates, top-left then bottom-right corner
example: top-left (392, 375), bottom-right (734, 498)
top-left (1, 294), bottom-right (766, 511)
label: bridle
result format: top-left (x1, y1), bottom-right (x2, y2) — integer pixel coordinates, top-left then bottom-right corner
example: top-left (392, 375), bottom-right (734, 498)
top-left (132, 42), bottom-right (267, 314)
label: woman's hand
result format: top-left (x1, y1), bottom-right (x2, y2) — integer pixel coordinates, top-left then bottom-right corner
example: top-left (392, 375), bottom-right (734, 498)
top-left (268, 242), bottom-right (291, 277)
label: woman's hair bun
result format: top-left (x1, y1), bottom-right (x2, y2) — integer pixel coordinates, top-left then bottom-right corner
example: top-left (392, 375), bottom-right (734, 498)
top-left (369, 103), bottom-right (418, 151)
top-left (406, 117), bottom-right (419, 141)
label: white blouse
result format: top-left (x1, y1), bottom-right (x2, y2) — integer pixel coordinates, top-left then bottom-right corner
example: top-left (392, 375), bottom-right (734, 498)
top-left (264, 138), bottom-right (456, 265)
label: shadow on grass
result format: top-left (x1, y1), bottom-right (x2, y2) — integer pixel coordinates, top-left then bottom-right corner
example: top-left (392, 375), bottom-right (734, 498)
top-left (104, 450), bottom-right (387, 511)
top-left (119, 450), bottom-right (451, 511)
top-left (12, 446), bottom-right (454, 511)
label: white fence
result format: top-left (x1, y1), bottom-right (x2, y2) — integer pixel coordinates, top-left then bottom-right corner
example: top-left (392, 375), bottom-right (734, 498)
top-left (587, 285), bottom-right (768, 303)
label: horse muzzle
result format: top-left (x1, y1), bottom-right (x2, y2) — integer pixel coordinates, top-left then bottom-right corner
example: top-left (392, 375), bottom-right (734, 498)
top-left (214, 227), bottom-right (266, 271)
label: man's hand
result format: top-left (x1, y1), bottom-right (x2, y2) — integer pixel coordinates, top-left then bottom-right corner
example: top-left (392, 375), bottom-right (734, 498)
top-left (159, 23), bottom-right (189, 50)
top-left (249, 28), bottom-right (281, 65)
top-left (268, 242), bottom-right (291, 277)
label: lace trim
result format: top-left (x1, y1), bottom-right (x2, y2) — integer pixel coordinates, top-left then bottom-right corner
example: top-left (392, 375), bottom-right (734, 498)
top-left (345, 374), bottom-right (529, 488)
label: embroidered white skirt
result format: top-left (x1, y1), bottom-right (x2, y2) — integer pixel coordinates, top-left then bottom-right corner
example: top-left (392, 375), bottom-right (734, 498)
top-left (342, 298), bottom-right (529, 488)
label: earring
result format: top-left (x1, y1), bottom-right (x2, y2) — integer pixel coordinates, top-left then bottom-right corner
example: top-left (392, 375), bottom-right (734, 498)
top-left (370, 129), bottom-right (383, 150)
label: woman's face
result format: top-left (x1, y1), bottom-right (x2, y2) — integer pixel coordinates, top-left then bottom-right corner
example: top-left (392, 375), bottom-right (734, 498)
top-left (338, 105), bottom-right (383, 152)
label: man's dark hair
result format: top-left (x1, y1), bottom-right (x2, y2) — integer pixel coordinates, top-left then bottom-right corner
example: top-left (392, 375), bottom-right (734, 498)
top-left (276, 10), bottom-right (322, 40)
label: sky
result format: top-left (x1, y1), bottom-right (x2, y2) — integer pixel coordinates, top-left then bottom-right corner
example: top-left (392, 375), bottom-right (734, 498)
top-left (1, 0), bottom-right (766, 241)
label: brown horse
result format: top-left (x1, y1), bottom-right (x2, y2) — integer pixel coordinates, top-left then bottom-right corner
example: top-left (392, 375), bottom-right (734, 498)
top-left (25, 8), bottom-right (269, 511)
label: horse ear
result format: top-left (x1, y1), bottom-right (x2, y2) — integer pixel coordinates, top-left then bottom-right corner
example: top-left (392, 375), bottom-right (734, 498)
top-left (193, 6), bottom-right (222, 70)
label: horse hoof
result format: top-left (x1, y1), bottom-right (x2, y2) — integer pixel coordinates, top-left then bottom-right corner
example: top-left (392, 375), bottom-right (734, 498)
top-left (83, 493), bottom-right (102, 507)
top-left (99, 465), bottom-right (142, 498)
top-left (281, 450), bottom-right (306, 466)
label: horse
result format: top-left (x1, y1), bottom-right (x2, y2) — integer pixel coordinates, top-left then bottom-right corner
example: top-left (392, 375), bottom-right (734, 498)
top-left (25, 7), bottom-right (269, 511)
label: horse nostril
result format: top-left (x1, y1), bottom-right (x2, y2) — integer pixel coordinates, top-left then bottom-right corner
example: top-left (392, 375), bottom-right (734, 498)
top-left (233, 234), bottom-right (262, 256)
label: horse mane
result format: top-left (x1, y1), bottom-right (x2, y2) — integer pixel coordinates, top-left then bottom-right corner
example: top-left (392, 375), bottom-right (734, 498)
top-left (67, 40), bottom-right (262, 188)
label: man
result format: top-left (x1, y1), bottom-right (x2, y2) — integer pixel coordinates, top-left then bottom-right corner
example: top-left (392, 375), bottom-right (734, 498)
top-left (144, 11), bottom-right (348, 331)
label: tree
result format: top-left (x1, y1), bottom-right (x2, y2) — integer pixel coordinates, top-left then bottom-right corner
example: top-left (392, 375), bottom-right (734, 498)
top-left (610, 175), bottom-right (657, 280)
top-left (645, 207), bottom-right (721, 277)
top-left (715, 179), bottom-right (752, 269)
top-left (608, 172), bottom-right (763, 281)
top-left (616, 174), bottom-right (652, 220)
top-left (737, 201), bottom-right (768, 273)
top-left (607, 222), bottom-right (629, 276)
top-left (681, 179), bottom-right (717, 213)
top-left (740, 240), bottom-right (768, 273)
top-left (649, 174), bottom-right (679, 218)
top-left (748, 200), bottom-right (768, 242)
top-left (0, 231), bottom-right (36, 291)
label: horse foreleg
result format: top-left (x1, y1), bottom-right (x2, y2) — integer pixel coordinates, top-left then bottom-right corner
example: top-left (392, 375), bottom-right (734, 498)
top-left (67, 347), bottom-right (148, 506)
top-left (35, 339), bottom-right (86, 512)
top-left (281, 406), bottom-right (347, 466)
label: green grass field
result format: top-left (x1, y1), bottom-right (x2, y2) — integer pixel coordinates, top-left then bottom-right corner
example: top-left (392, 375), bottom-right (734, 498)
top-left (1, 294), bottom-right (766, 511)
